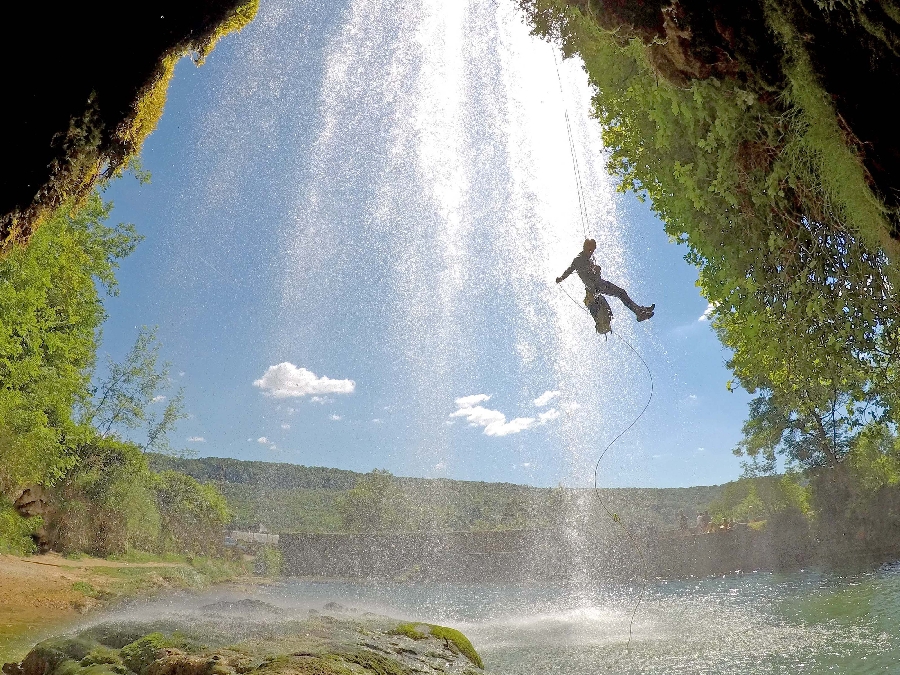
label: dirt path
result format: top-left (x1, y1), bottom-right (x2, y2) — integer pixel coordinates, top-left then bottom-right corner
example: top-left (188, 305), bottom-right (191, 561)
top-left (0, 553), bottom-right (205, 664)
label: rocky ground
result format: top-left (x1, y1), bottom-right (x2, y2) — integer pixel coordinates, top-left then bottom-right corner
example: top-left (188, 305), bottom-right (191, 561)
top-left (1, 599), bottom-right (485, 675)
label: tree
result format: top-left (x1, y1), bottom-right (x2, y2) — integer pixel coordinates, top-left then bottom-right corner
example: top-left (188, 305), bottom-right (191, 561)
top-left (0, 195), bottom-right (140, 493)
top-left (336, 470), bottom-right (402, 532)
top-left (735, 387), bottom-right (879, 472)
top-left (81, 326), bottom-right (188, 454)
top-left (153, 470), bottom-right (231, 554)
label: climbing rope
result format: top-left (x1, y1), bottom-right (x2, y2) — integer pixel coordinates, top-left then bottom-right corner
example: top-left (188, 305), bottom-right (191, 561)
top-left (552, 45), bottom-right (654, 650)
top-left (553, 50), bottom-right (590, 239)
top-left (557, 278), bottom-right (654, 650)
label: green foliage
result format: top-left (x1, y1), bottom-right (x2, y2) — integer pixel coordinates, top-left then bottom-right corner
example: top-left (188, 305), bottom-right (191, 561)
top-left (336, 470), bottom-right (400, 533)
top-left (0, 192), bottom-right (237, 560)
top-left (47, 437), bottom-right (230, 557)
top-left (0, 195), bottom-right (140, 493)
top-left (72, 581), bottom-right (101, 598)
top-left (82, 326), bottom-right (187, 454)
top-left (0, 502), bottom-right (40, 555)
top-left (845, 424), bottom-right (900, 491)
top-left (735, 389), bottom-right (877, 472)
top-left (520, 0), bottom-right (900, 453)
top-left (254, 546), bottom-right (283, 577)
top-left (52, 438), bottom-right (160, 556)
top-left (708, 474), bottom-right (810, 522)
top-left (153, 471), bottom-right (230, 555)
top-left (157, 454), bottom-right (724, 534)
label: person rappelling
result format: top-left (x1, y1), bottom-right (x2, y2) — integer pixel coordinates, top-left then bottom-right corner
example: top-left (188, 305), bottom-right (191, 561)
top-left (556, 238), bottom-right (655, 334)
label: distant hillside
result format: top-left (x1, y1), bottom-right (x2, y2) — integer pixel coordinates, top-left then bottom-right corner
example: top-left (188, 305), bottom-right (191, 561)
top-left (148, 454), bottom-right (725, 534)
top-left (148, 454), bottom-right (359, 490)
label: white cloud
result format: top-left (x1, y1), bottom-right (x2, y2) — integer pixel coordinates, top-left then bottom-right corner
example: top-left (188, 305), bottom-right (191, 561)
top-left (310, 396), bottom-right (333, 404)
top-left (254, 363), bottom-right (355, 399)
top-left (372, 418), bottom-right (383, 424)
top-left (689, 394), bottom-right (697, 400)
top-left (187, 436), bottom-right (205, 442)
top-left (257, 437), bottom-right (269, 444)
top-left (280, 423), bottom-right (291, 430)
top-left (454, 393), bottom-right (491, 408)
top-left (450, 398), bottom-right (536, 437)
top-left (178, 371), bottom-right (185, 377)
top-left (151, 395), bottom-right (167, 404)
top-left (538, 408), bottom-right (560, 424)
top-left (533, 390), bottom-right (560, 407)
top-left (434, 461), bottom-right (447, 471)
top-left (450, 393), bottom-right (563, 437)
top-left (330, 414), bottom-right (342, 421)
top-left (521, 462), bottom-right (532, 468)
top-left (698, 303), bottom-right (717, 322)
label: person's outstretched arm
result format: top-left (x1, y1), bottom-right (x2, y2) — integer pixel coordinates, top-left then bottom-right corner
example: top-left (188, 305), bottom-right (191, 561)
top-left (556, 258), bottom-right (577, 284)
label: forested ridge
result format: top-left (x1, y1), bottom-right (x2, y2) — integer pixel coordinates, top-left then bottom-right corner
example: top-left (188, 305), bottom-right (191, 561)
top-left (151, 454), bottom-right (725, 533)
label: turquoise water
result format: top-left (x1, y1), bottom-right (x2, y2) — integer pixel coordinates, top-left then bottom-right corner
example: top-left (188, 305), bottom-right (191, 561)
top-left (254, 570), bottom-right (900, 674)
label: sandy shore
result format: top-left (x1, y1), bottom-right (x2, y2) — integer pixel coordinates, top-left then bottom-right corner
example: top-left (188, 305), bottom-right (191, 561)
top-left (0, 553), bottom-right (237, 664)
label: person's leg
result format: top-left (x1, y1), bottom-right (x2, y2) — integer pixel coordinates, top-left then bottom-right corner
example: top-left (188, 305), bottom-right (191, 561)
top-left (595, 278), bottom-right (644, 315)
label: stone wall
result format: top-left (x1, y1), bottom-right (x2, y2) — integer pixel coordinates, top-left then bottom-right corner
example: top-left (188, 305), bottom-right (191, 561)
top-left (279, 525), bottom-right (819, 582)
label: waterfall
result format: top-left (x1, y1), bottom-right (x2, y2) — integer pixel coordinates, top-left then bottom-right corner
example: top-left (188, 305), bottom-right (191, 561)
top-left (250, 0), bottom-right (654, 483)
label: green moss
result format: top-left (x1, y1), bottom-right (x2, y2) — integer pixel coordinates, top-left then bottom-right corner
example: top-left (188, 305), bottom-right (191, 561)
top-left (119, 633), bottom-right (196, 674)
top-left (765, 0), bottom-right (898, 259)
top-left (2, 0), bottom-right (261, 253)
top-left (387, 623), bottom-right (428, 641)
top-left (79, 646), bottom-right (123, 668)
top-left (121, 0), bottom-right (259, 161)
top-left (388, 623), bottom-right (483, 669)
top-left (424, 626), bottom-right (483, 670)
top-left (24, 638), bottom-right (101, 675)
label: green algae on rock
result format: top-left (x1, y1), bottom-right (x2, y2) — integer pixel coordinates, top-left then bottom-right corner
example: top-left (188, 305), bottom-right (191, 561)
top-left (1, 604), bottom-right (485, 675)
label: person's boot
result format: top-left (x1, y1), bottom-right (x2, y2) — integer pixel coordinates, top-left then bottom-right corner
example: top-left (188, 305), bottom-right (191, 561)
top-left (636, 304), bottom-right (655, 322)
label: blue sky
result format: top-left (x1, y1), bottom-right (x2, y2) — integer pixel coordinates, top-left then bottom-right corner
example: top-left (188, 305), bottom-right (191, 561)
top-left (98, 0), bottom-right (752, 488)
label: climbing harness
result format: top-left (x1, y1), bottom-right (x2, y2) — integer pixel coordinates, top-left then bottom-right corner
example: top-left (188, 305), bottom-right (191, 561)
top-left (552, 47), bottom-right (654, 651)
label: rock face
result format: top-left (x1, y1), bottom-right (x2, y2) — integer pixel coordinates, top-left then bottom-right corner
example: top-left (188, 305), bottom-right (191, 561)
top-left (549, 0), bottom-right (900, 236)
top-left (1, 602), bottom-right (485, 675)
top-left (0, 0), bottom-right (258, 251)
